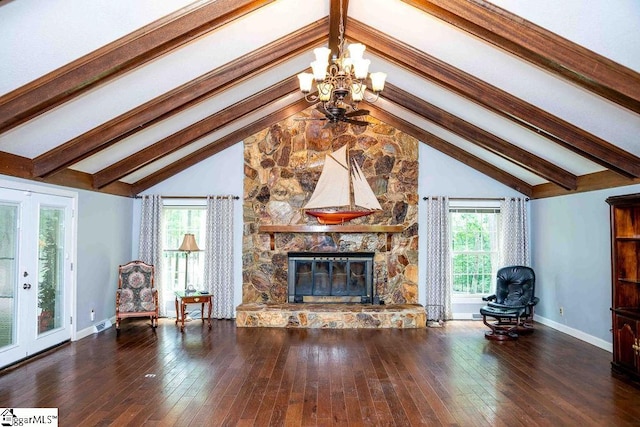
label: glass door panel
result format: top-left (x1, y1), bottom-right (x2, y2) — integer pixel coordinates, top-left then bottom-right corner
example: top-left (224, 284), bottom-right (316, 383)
top-left (29, 194), bottom-right (72, 354)
top-left (37, 207), bottom-right (65, 335)
top-left (0, 203), bottom-right (18, 350)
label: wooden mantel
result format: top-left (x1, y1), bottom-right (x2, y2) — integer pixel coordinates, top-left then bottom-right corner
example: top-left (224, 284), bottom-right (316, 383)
top-left (258, 224), bottom-right (405, 250)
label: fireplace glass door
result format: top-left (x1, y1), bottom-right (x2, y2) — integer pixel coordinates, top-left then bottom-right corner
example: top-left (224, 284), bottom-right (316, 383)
top-left (288, 252), bottom-right (374, 303)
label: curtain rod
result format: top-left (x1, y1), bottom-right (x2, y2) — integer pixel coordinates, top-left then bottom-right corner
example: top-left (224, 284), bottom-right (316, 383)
top-left (422, 196), bottom-right (529, 201)
top-left (135, 195), bottom-right (240, 200)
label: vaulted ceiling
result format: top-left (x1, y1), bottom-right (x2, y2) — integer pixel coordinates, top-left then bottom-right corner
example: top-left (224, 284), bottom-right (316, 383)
top-left (1, 0), bottom-right (639, 199)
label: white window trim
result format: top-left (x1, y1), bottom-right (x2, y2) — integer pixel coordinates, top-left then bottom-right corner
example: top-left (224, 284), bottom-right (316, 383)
top-left (449, 199), bottom-right (501, 305)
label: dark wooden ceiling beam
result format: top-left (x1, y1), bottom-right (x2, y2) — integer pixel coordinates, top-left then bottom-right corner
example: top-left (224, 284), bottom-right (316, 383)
top-left (95, 77), bottom-right (301, 188)
top-left (46, 170), bottom-right (133, 197)
top-left (0, 0), bottom-right (275, 134)
top-left (131, 97), bottom-right (311, 194)
top-left (533, 171), bottom-right (640, 199)
top-left (31, 20), bottom-right (328, 178)
top-left (367, 105), bottom-right (533, 196)
top-left (0, 152), bottom-right (33, 179)
top-left (381, 84), bottom-right (576, 190)
top-left (347, 19), bottom-right (640, 179)
top-left (328, 0), bottom-right (348, 59)
top-left (0, 152), bottom-right (132, 196)
top-left (402, 0), bottom-right (640, 114)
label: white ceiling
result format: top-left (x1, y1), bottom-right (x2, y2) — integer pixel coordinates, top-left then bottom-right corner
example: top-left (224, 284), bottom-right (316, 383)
top-left (0, 0), bottom-right (639, 197)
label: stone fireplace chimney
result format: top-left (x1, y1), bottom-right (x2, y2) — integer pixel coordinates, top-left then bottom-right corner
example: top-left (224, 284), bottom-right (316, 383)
top-left (242, 110), bottom-right (420, 307)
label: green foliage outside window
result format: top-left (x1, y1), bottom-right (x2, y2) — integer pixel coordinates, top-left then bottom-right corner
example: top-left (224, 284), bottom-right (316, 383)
top-left (451, 210), bottom-right (498, 295)
top-left (162, 207), bottom-right (206, 291)
top-left (38, 208), bottom-right (63, 332)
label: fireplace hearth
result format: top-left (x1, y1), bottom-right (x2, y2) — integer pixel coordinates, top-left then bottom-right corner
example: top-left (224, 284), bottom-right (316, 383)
top-left (288, 252), bottom-right (375, 303)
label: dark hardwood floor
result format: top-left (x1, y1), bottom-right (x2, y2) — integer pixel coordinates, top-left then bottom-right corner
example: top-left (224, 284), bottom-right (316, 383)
top-left (1, 319), bottom-right (640, 426)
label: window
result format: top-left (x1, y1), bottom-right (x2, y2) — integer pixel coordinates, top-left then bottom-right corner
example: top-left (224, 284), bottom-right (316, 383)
top-left (450, 205), bottom-right (500, 297)
top-left (162, 205), bottom-right (206, 292)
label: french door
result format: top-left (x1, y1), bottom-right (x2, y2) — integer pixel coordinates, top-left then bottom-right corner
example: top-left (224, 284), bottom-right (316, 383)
top-left (0, 186), bottom-right (75, 368)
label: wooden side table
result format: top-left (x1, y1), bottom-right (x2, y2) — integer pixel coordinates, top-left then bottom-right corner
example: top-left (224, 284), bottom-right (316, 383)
top-left (174, 291), bottom-right (212, 332)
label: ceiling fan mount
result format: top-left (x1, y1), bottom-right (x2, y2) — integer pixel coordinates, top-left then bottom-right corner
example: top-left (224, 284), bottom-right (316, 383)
top-left (296, 104), bottom-right (370, 128)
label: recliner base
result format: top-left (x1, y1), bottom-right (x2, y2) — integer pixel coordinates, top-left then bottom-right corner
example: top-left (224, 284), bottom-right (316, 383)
top-left (484, 329), bottom-right (519, 341)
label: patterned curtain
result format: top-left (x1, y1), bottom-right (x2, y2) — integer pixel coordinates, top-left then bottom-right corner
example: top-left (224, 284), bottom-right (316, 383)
top-left (425, 196), bottom-right (452, 323)
top-left (500, 197), bottom-right (530, 267)
top-left (204, 196), bottom-right (235, 319)
top-left (138, 195), bottom-right (165, 315)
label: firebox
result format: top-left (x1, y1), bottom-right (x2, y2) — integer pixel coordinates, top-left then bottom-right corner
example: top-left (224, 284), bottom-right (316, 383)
top-left (288, 252), bottom-right (375, 303)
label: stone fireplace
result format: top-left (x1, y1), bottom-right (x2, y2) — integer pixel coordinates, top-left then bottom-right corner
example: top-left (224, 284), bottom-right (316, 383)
top-left (237, 108), bottom-right (425, 328)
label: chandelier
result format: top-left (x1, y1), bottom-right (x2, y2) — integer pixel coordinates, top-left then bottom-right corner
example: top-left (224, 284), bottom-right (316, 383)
top-left (297, 0), bottom-right (386, 116)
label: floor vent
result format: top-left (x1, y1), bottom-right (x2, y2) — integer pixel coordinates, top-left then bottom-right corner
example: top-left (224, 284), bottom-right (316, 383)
top-left (93, 319), bottom-right (112, 334)
top-left (472, 313), bottom-right (482, 320)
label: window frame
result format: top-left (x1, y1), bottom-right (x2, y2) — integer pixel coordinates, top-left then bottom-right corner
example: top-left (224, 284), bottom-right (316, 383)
top-left (449, 200), bottom-right (501, 303)
top-left (161, 199), bottom-right (207, 294)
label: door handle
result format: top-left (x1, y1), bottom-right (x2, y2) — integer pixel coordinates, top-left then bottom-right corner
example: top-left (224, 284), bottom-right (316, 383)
top-left (23, 283), bottom-right (31, 290)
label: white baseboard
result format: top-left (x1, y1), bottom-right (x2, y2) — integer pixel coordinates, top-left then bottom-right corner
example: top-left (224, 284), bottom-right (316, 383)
top-left (534, 315), bottom-right (612, 353)
top-left (452, 313), bottom-right (482, 320)
top-left (74, 316), bottom-right (116, 341)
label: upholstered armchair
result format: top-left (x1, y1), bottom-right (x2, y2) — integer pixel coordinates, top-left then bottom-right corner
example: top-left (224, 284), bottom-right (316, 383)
top-left (479, 266), bottom-right (539, 341)
top-left (115, 260), bottom-right (158, 331)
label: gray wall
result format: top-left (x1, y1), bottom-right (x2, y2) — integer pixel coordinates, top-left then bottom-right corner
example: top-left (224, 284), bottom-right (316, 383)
top-left (76, 189), bottom-right (132, 330)
top-left (530, 183), bottom-right (640, 345)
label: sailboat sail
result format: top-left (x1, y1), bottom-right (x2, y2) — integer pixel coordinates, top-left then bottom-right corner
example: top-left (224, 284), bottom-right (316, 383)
top-left (304, 145), bottom-right (350, 209)
top-left (351, 160), bottom-right (382, 210)
top-left (304, 145), bottom-right (382, 224)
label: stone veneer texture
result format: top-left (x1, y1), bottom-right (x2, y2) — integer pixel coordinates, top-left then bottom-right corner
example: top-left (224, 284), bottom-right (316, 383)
top-left (236, 303), bottom-right (426, 328)
top-left (242, 108), bottom-right (419, 306)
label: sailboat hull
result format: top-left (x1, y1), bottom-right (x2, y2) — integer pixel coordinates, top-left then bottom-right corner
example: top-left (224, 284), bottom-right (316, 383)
top-left (305, 210), bottom-right (374, 225)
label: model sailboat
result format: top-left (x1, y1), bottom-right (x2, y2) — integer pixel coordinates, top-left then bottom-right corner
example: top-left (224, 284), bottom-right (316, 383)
top-left (304, 145), bottom-right (382, 225)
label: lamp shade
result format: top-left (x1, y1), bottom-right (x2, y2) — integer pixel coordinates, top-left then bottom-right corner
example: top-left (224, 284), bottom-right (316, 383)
top-left (347, 43), bottom-right (366, 60)
top-left (311, 60), bottom-right (328, 81)
top-left (351, 83), bottom-right (366, 101)
top-left (369, 72), bottom-right (387, 92)
top-left (353, 59), bottom-right (370, 80)
top-left (179, 233), bottom-right (200, 252)
top-left (297, 72), bottom-right (314, 92)
top-left (313, 47), bottom-right (331, 63)
top-left (317, 82), bottom-right (333, 101)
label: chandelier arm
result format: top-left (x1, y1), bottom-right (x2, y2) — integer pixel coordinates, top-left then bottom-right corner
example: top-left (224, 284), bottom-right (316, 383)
top-left (363, 92), bottom-right (381, 103)
top-left (304, 93), bottom-right (320, 103)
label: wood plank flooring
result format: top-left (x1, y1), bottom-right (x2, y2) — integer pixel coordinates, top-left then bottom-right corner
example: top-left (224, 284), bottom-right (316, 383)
top-left (1, 319), bottom-right (640, 426)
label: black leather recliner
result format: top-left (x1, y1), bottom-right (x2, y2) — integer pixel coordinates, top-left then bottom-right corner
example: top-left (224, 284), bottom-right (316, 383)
top-left (479, 266), bottom-right (539, 341)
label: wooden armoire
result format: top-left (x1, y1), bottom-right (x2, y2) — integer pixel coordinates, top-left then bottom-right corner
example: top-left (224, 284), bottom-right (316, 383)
top-left (607, 193), bottom-right (640, 382)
